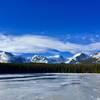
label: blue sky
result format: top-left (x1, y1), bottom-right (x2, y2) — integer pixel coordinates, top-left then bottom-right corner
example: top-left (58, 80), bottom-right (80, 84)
top-left (0, 0), bottom-right (100, 57)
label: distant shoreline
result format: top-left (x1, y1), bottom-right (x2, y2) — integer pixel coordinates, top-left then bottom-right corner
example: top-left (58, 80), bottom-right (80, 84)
top-left (0, 63), bottom-right (100, 73)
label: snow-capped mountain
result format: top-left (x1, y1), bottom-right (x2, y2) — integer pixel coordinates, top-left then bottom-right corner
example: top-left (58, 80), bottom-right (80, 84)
top-left (92, 52), bottom-right (100, 63)
top-left (65, 53), bottom-right (90, 64)
top-left (0, 51), bottom-right (15, 63)
top-left (47, 55), bottom-right (65, 63)
top-left (30, 54), bottom-right (65, 63)
top-left (65, 52), bottom-right (100, 64)
top-left (0, 51), bottom-right (100, 64)
top-left (92, 52), bottom-right (100, 59)
top-left (31, 55), bottom-right (48, 63)
top-left (0, 51), bottom-right (26, 63)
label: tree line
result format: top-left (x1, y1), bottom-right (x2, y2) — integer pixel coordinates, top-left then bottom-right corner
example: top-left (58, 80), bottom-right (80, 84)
top-left (0, 63), bottom-right (100, 73)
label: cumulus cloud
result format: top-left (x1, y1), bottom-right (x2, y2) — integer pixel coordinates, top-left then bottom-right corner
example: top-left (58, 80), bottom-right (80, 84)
top-left (0, 34), bottom-right (100, 54)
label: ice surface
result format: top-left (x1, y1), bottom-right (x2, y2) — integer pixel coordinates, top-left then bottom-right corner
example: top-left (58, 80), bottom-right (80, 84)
top-left (0, 73), bottom-right (100, 100)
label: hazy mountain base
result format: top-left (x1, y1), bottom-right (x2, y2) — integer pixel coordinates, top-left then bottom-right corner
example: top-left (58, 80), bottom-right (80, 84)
top-left (0, 63), bottom-right (100, 73)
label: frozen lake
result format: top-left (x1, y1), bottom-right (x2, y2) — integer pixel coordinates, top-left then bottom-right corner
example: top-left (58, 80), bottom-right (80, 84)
top-left (0, 73), bottom-right (100, 100)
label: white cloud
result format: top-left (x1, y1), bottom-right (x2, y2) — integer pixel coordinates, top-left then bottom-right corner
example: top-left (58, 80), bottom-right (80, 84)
top-left (0, 34), bottom-right (100, 54)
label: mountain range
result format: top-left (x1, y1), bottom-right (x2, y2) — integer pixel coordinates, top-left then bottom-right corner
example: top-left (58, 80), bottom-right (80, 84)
top-left (0, 51), bottom-right (100, 64)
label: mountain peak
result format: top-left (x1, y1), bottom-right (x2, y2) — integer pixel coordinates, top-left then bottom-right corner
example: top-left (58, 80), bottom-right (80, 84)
top-left (0, 51), bottom-right (100, 64)
top-left (65, 52), bottom-right (89, 64)
top-left (73, 52), bottom-right (87, 58)
top-left (93, 52), bottom-right (100, 59)
top-left (31, 55), bottom-right (48, 63)
top-left (0, 51), bottom-right (25, 63)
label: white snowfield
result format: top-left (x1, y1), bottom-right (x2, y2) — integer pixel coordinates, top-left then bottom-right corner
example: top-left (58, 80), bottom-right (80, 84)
top-left (0, 73), bottom-right (100, 100)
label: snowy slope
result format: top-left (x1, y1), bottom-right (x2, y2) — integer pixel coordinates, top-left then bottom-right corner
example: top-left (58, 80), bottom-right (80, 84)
top-left (47, 55), bottom-right (65, 63)
top-left (31, 55), bottom-right (48, 63)
top-left (0, 51), bottom-right (26, 63)
top-left (65, 53), bottom-right (90, 64)
top-left (92, 52), bottom-right (100, 63)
